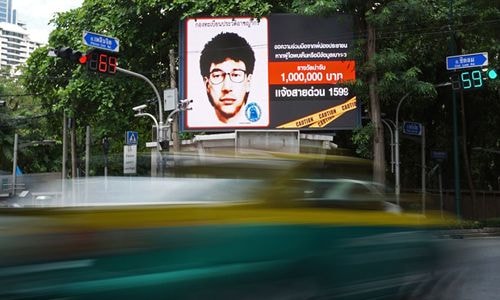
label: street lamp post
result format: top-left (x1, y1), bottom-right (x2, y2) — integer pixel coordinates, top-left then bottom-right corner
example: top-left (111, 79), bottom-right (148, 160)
top-left (117, 67), bottom-right (165, 146)
top-left (394, 83), bottom-right (450, 209)
top-left (381, 119), bottom-right (395, 174)
top-left (133, 107), bottom-right (160, 151)
top-left (133, 100), bottom-right (192, 176)
top-left (394, 92), bottom-right (411, 205)
top-left (165, 99), bottom-right (193, 142)
top-left (133, 104), bottom-right (163, 177)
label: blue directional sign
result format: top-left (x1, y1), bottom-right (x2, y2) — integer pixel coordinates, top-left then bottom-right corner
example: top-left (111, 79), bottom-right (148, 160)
top-left (125, 131), bottom-right (138, 145)
top-left (83, 31), bottom-right (120, 52)
top-left (403, 121), bottom-right (423, 136)
top-left (446, 52), bottom-right (488, 70)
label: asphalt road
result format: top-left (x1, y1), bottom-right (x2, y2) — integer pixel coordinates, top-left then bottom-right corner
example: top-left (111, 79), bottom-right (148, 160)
top-left (435, 236), bottom-right (500, 299)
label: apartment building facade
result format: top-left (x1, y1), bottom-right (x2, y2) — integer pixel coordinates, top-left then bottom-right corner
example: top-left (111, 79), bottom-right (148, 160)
top-left (0, 21), bottom-right (40, 75)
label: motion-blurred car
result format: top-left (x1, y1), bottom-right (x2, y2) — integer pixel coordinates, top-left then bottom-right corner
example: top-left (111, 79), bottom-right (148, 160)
top-left (276, 178), bottom-right (401, 212)
top-left (0, 152), bottom-right (451, 299)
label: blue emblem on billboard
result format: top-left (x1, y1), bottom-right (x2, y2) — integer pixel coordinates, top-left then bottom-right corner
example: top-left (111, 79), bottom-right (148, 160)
top-left (245, 102), bottom-right (261, 122)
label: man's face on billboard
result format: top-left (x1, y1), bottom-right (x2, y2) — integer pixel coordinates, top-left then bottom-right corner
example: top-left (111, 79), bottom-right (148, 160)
top-left (205, 58), bottom-right (252, 123)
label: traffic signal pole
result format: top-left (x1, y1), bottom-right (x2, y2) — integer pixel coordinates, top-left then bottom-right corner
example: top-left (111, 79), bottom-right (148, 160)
top-left (449, 0), bottom-right (461, 219)
top-left (452, 86), bottom-right (461, 218)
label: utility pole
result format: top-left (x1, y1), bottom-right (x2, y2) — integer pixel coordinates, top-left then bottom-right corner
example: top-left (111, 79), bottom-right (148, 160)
top-left (62, 112), bottom-right (67, 201)
top-left (62, 111), bottom-right (67, 180)
top-left (170, 49), bottom-right (180, 152)
top-left (449, 0), bottom-right (461, 218)
top-left (85, 126), bottom-right (90, 178)
top-left (70, 117), bottom-right (77, 178)
top-left (421, 126), bottom-right (426, 215)
top-left (102, 136), bottom-right (110, 177)
top-left (11, 133), bottom-right (18, 196)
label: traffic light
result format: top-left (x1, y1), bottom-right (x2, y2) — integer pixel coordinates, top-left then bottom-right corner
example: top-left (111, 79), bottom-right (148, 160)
top-left (85, 48), bottom-right (118, 75)
top-left (55, 47), bottom-right (86, 64)
top-left (450, 73), bottom-right (461, 90)
top-left (487, 69), bottom-right (498, 80)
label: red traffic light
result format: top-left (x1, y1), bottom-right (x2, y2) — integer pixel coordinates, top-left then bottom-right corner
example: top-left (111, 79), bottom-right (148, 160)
top-left (78, 54), bottom-right (88, 65)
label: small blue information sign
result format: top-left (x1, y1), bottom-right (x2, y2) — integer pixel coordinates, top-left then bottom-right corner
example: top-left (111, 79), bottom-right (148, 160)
top-left (403, 121), bottom-right (423, 136)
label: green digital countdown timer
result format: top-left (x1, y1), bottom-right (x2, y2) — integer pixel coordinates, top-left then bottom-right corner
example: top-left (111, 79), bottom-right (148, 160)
top-left (450, 68), bottom-right (486, 91)
top-left (459, 69), bottom-right (483, 90)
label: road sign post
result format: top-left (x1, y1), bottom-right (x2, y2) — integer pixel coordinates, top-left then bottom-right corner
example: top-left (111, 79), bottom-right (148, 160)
top-left (123, 145), bottom-right (137, 174)
top-left (402, 121), bottom-right (426, 214)
top-left (124, 131), bottom-right (138, 175)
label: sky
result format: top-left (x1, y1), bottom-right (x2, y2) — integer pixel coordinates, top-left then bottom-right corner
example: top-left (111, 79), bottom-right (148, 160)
top-left (13, 0), bottom-right (84, 44)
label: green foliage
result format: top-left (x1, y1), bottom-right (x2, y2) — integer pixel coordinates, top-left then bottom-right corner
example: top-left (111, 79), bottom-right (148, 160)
top-left (0, 74), bottom-right (60, 173)
top-left (166, 0), bottom-right (276, 18)
top-left (351, 123), bottom-right (374, 159)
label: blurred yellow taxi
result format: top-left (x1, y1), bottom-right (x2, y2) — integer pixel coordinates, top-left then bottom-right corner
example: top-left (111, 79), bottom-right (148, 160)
top-left (0, 152), bottom-right (453, 299)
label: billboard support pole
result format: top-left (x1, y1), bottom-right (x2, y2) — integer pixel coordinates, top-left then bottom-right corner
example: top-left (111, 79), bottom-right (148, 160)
top-left (169, 49), bottom-right (180, 152)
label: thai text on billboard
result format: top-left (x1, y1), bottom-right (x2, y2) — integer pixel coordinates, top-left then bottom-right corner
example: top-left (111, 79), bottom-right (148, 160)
top-left (180, 14), bottom-right (357, 131)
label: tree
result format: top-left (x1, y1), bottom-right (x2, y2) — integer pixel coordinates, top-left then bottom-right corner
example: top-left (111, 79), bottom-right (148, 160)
top-left (21, 0), bottom-right (286, 176)
top-left (291, 0), bottom-right (438, 187)
top-left (19, 0), bottom-right (500, 193)
top-left (0, 74), bottom-right (60, 173)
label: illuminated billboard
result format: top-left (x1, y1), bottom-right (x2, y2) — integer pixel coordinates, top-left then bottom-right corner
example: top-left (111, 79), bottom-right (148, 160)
top-left (180, 14), bottom-right (358, 131)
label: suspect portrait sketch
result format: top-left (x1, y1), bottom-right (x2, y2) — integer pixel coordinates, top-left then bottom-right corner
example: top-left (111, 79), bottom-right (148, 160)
top-left (184, 17), bottom-right (269, 129)
top-left (199, 32), bottom-right (255, 124)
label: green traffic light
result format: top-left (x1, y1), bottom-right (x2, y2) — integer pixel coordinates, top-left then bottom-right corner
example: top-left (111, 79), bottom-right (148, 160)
top-left (488, 69), bottom-right (498, 80)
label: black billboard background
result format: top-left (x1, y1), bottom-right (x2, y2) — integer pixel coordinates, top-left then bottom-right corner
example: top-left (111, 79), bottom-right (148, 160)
top-left (268, 14), bottom-right (359, 130)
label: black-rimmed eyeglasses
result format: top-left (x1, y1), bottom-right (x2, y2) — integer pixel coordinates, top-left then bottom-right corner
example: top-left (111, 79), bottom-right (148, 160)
top-left (208, 69), bottom-right (247, 85)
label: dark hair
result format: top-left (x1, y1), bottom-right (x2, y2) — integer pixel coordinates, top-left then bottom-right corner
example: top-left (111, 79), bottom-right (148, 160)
top-left (199, 32), bottom-right (255, 77)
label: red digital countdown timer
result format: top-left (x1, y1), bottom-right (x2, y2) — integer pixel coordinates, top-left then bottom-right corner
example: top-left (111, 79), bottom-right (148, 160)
top-left (85, 49), bottom-right (118, 75)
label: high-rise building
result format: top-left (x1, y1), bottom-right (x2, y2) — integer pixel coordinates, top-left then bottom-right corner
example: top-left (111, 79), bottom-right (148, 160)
top-left (0, 0), bottom-right (16, 24)
top-left (0, 21), bottom-right (41, 76)
top-left (0, 0), bottom-right (41, 76)
top-left (0, 0), bottom-right (9, 23)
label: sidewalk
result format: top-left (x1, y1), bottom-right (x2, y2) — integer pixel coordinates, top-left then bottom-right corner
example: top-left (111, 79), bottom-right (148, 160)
top-left (442, 227), bottom-right (500, 239)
